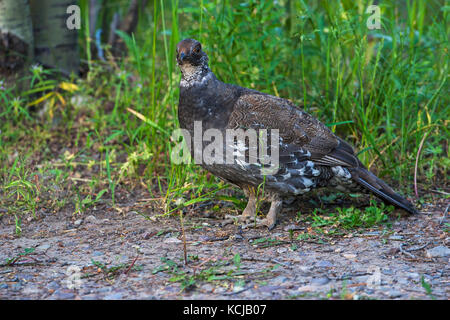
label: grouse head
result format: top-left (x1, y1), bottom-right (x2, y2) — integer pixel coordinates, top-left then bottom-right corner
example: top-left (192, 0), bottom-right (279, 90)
top-left (176, 39), bottom-right (210, 84)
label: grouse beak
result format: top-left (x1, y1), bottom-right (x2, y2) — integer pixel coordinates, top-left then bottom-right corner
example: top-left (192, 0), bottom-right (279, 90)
top-left (177, 52), bottom-right (187, 65)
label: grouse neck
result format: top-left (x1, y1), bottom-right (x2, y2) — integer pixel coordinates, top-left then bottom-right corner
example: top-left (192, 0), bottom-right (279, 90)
top-left (179, 64), bottom-right (213, 88)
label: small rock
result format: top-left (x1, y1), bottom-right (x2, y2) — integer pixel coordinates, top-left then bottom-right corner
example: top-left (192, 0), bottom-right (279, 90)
top-left (55, 292), bottom-right (75, 299)
top-left (363, 231), bottom-right (380, 236)
top-left (283, 224), bottom-right (303, 232)
top-left (343, 253), bottom-right (357, 259)
top-left (272, 276), bottom-right (288, 284)
top-left (85, 215), bottom-right (98, 224)
top-left (164, 237), bottom-right (182, 244)
top-left (80, 294), bottom-right (99, 300)
top-left (233, 285), bottom-right (246, 293)
top-left (0, 284), bottom-right (8, 289)
top-left (37, 244), bottom-right (51, 251)
top-left (276, 247), bottom-right (287, 254)
top-left (259, 285), bottom-right (282, 293)
top-left (316, 260), bottom-right (334, 268)
top-left (74, 219), bottom-right (83, 226)
top-left (388, 235), bottom-right (404, 241)
top-left (201, 284), bottom-right (214, 292)
top-left (97, 287), bottom-right (112, 293)
top-left (297, 285), bottom-right (315, 292)
top-left (311, 277), bottom-right (330, 286)
top-left (365, 288), bottom-right (375, 295)
top-left (104, 292), bottom-right (123, 300)
top-left (387, 248), bottom-right (400, 255)
top-left (426, 246), bottom-right (450, 258)
top-left (297, 265), bottom-right (312, 273)
top-left (382, 269), bottom-right (393, 275)
top-left (47, 281), bottom-right (60, 290)
top-left (92, 251), bottom-right (104, 257)
top-left (387, 289), bottom-right (403, 298)
top-left (407, 272), bottom-right (420, 280)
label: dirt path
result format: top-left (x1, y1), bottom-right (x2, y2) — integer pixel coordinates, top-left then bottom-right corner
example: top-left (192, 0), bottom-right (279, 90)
top-left (0, 201), bottom-right (448, 300)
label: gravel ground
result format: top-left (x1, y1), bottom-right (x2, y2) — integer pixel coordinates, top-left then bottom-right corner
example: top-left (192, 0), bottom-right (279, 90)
top-left (0, 200), bottom-right (448, 300)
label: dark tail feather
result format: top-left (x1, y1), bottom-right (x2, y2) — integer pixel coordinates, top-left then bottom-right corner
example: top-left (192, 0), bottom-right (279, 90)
top-left (351, 167), bottom-right (418, 214)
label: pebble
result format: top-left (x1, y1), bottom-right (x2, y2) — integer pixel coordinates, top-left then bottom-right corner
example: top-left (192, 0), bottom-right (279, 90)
top-left (97, 287), bottom-right (113, 293)
top-left (85, 215), bottom-right (98, 224)
top-left (382, 269), bottom-right (393, 275)
top-left (259, 285), bottom-right (282, 293)
top-left (296, 265), bottom-right (312, 273)
top-left (0, 284), bottom-right (8, 289)
top-left (426, 246), bottom-right (450, 258)
top-left (104, 292), bottom-right (123, 300)
top-left (164, 237), bottom-right (182, 244)
top-left (201, 284), bottom-right (214, 292)
top-left (54, 291), bottom-right (75, 299)
top-left (283, 224), bottom-right (303, 232)
top-left (388, 235), bottom-right (404, 241)
top-left (311, 277), bottom-right (330, 286)
top-left (316, 260), bottom-right (334, 268)
top-left (407, 272), bottom-right (420, 280)
top-left (80, 294), bottom-right (100, 300)
top-left (365, 288), bottom-right (375, 295)
top-left (343, 253), bottom-right (357, 259)
top-left (297, 285), bottom-right (315, 292)
top-left (37, 244), bottom-right (51, 251)
top-left (92, 251), bottom-right (104, 257)
top-left (47, 281), bottom-right (60, 290)
top-left (276, 247), bottom-right (287, 254)
top-left (272, 276), bottom-right (288, 284)
top-left (363, 231), bottom-right (380, 236)
top-left (74, 219), bottom-right (83, 226)
top-left (10, 275), bottom-right (19, 282)
top-left (387, 289), bottom-right (403, 298)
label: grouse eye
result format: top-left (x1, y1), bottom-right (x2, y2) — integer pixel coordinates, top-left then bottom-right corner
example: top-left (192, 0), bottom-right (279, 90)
top-left (194, 46), bottom-right (201, 54)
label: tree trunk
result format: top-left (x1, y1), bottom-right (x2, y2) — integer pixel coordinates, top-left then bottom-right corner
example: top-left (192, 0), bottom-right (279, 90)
top-left (0, 0), bottom-right (34, 86)
top-left (30, 0), bottom-right (80, 77)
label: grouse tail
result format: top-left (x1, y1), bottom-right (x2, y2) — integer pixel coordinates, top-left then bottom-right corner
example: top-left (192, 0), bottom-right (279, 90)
top-left (350, 166), bottom-right (418, 215)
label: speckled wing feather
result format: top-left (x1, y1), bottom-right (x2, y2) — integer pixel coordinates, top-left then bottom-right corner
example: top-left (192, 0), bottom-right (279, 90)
top-left (228, 91), bottom-right (359, 169)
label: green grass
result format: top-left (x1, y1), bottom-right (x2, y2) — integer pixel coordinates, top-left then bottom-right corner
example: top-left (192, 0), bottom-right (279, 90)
top-left (308, 200), bottom-right (393, 229)
top-left (152, 253), bottom-right (276, 292)
top-left (0, 0), bottom-right (448, 234)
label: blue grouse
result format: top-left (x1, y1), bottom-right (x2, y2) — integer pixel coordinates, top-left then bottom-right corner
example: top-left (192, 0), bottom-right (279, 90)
top-left (176, 38), bottom-right (417, 230)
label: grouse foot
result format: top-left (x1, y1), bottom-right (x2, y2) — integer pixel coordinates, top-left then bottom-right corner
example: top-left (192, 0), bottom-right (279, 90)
top-left (221, 198), bottom-right (282, 231)
top-left (222, 214), bottom-right (275, 230)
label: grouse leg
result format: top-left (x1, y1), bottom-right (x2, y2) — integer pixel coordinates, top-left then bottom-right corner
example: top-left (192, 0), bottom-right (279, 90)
top-left (242, 197), bottom-right (282, 231)
top-left (222, 188), bottom-right (257, 226)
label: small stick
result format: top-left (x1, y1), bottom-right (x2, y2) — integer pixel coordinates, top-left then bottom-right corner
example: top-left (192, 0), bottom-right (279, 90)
top-left (404, 242), bottom-right (429, 252)
top-left (439, 204), bottom-right (449, 225)
top-left (399, 243), bottom-right (416, 259)
top-left (430, 189), bottom-right (450, 196)
top-left (414, 131), bottom-right (429, 199)
top-left (180, 210), bottom-right (188, 266)
top-left (124, 256), bottom-right (139, 275)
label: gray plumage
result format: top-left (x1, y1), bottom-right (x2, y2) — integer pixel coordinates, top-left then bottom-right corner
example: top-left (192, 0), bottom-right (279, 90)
top-left (176, 38), bottom-right (417, 230)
